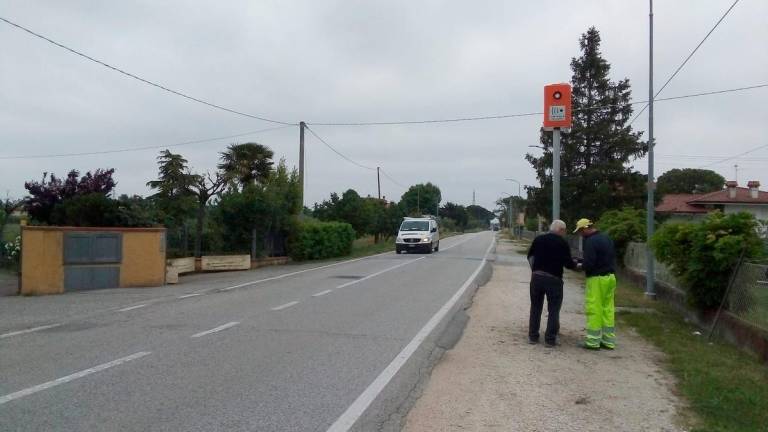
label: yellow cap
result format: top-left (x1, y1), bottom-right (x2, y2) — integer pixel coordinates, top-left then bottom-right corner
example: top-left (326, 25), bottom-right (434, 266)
top-left (573, 218), bottom-right (593, 233)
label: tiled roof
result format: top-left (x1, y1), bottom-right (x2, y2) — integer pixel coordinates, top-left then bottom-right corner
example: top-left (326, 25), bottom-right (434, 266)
top-left (689, 187), bottom-right (768, 204)
top-left (655, 194), bottom-right (708, 214)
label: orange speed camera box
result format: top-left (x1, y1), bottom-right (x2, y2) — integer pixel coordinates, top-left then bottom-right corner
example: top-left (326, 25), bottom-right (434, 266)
top-left (543, 83), bottom-right (572, 129)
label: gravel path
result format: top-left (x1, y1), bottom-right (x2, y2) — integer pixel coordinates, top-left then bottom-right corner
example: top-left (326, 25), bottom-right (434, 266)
top-left (403, 239), bottom-right (686, 432)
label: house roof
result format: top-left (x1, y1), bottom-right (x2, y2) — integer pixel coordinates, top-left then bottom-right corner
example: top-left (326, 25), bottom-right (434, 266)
top-left (689, 187), bottom-right (768, 205)
top-left (655, 194), bottom-right (708, 214)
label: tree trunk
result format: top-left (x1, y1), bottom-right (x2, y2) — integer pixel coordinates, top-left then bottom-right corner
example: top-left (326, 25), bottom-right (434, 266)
top-left (194, 203), bottom-right (205, 258)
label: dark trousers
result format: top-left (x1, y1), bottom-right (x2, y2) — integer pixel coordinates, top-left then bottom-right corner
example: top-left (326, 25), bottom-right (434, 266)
top-left (528, 272), bottom-right (564, 344)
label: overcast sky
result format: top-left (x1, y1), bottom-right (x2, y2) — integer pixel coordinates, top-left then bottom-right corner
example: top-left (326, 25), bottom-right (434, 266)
top-left (1, 1), bottom-right (766, 211)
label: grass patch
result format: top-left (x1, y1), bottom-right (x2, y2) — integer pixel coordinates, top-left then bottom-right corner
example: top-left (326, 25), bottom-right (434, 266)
top-left (617, 280), bottom-right (768, 432)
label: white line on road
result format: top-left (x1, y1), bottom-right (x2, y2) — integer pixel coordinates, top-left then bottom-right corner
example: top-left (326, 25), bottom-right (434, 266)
top-left (325, 234), bottom-right (494, 432)
top-left (270, 301), bottom-right (299, 311)
top-left (441, 234), bottom-right (476, 251)
top-left (117, 304), bottom-right (148, 312)
top-left (336, 257), bottom-right (426, 289)
top-left (0, 323), bottom-right (62, 340)
top-left (0, 351), bottom-right (151, 406)
top-left (191, 322), bottom-right (240, 338)
top-left (178, 293), bottom-right (203, 299)
top-left (312, 289), bottom-right (333, 297)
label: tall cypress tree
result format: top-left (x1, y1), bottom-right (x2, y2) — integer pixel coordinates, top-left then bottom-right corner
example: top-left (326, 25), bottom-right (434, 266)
top-left (526, 27), bottom-right (647, 225)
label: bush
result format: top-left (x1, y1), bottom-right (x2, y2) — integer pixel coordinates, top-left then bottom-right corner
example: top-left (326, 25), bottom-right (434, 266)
top-left (47, 193), bottom-right (155, 227)
top-left (596, 207), bottom-right (646, 260)
top-left (650, 211), bottom-right (764, 310)
top-left (288, 221), bottom-right (355, 261)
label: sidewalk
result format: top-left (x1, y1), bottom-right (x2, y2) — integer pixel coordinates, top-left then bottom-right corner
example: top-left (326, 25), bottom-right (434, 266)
top-left (404, 239), bottom-right (686, 432)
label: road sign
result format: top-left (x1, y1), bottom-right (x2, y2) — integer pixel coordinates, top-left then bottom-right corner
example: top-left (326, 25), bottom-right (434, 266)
top-left (543, 83), bottom-right (572, 130)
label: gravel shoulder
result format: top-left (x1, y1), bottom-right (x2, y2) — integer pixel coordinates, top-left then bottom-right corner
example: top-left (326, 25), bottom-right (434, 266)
top-left (403, 239), bottom-right (686, 432)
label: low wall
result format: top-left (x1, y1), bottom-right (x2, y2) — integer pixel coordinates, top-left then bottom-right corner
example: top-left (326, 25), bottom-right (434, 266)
top-left (251, 256), bottom-right (290, 269)
top-left (200, 255), bottom-right (251, 271)
top-left (167, 257), bottom-right (196, 274)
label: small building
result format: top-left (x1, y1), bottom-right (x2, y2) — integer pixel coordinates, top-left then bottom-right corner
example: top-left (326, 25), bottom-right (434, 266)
top-left (656, 180), bottom-right (768, 221)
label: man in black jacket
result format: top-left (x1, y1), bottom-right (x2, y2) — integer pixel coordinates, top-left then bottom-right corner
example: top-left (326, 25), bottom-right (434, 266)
top-left (574, 218), bottom-right (617, 350)
top-left (526, 220), bottom-right (576, 347)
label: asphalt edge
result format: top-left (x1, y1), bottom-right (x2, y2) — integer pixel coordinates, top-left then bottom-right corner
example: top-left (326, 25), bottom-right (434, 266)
top-left (349, 237), bottom-right (497, 432)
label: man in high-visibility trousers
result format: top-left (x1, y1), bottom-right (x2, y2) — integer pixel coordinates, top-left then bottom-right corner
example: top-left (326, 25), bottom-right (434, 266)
top-left (574, 218), bottom-right (617, 350)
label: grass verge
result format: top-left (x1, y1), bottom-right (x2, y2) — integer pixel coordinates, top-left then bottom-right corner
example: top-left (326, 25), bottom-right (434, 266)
top-left (616, 279), bottom-right (768, 432)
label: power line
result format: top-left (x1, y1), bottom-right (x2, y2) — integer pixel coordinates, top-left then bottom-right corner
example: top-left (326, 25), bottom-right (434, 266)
top-left (379, 168), bottom-right (408, 189)
top-left (0, 124), bottom-right (294, 160)
top-left (303, 126), bottom-right (376, 171)
top-left (0, 16), bottom-right (294, 126)
top-left (629, 0), bottom-right (741, 125)
top-left (699, 143), bottom-right (768, 168)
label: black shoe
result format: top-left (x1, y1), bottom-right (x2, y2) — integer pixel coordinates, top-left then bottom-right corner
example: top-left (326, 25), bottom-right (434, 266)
top-left (545, 340), bottom-right (559, 348)
top-left (528, 338), bottom-right (539, 345)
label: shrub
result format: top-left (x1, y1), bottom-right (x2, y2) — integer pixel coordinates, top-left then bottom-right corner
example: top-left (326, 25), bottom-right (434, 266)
top-left (596, 207), bottom-right (646, 260)
top-left (288, 221), bottom-right (355, 261)
top-left (650, 211), bottom-right (764, 310)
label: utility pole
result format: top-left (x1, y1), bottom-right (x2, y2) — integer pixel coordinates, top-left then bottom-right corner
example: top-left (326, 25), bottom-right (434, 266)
top-left (552, 128), bottom-right (561, 222)
top-left (645, 0), bottom-right (657, 299)
top-left (376, 167), bottom-right (381, 200)
top-left (417, 186), bottom-right (420, 215)
top-left (299, 122), bottom-right (306, 209)
top-left (472, 190), bottom-right (476, 207)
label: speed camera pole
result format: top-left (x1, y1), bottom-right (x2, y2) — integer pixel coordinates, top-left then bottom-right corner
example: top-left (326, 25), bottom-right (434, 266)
top-left (543, 83), bottom-right (572, 223)
top-left (552, 127), bottom-right (561, 221)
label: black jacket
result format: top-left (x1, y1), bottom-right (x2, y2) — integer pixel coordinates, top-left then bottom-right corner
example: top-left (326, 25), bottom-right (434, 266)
top-left (527, 232), bottom-right (575, 279)
top-left (583, 231), bottom-right (616, 277)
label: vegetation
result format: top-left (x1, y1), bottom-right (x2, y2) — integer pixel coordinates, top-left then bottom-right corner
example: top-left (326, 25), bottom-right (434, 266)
top-left (400, 183), bottom-right (441, 216)
top-left (656, 168), bottom-right (725, 196)
top-left (650, 211), bottom-right (764, 310)
top-left (617, 279), bottom-right (768, 432)
top-left (526, 27), bottom-right (647, 225)
top-left (596, 207), bottom-right (647, 260)
top-left (288, 220), bottom-right (355, 261)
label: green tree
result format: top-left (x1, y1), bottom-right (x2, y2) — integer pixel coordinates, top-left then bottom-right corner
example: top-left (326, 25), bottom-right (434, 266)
top-left (0, 197), bottom-right (23, 240)
top-left (656, 168), bottom-right (725, 196)
top-left (400, 183), bottom-right (441, 216)
top-left (146, 150), bottom-right (196, 228)
top-left (218, 143), bottom-right (274, 188)
top-left (440, 202), bottom-right (469, 230)
top-left (526, 27), bottom-right (647, 225)
top-left (596, 207), bottom-right (647, 260)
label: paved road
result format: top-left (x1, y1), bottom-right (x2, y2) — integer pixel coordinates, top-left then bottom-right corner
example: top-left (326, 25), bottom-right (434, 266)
top-left (0, 232), bottom-right (494, 432)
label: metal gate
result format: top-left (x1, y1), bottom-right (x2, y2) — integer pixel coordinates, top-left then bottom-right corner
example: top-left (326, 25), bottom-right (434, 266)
top-left (63, 232), bottom-right (122, 291)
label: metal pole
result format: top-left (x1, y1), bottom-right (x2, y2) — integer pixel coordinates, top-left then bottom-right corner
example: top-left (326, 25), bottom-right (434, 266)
top-left (508, 197), bottom-right (512, 231)
top-left (646, 0), bottom-right (656, 298)
top-left (377, 167), bottom-right (381, 200)
top-left (552, 128), bottom-right (561, 222)
top-left (299, 121), bottom-right (306, 209)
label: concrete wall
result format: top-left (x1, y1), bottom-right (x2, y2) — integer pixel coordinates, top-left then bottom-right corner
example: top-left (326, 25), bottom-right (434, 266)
top-left (120, 230), bottom-right (166, 287)
top-left (21, 228), bottom-right (65, 295)
top-left (21, 226), bottom-right (166, 295)
top-left (724, 204), bottom-right (768, 220)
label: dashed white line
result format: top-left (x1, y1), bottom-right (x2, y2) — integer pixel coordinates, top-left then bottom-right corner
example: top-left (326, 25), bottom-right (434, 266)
top-left (312, 289), bottom-right (333, 297)
top-left (336, 257), bottom-right (426, 289)
top-left (178, 293), bottom-right (203, 299)
top-left (270, 301), bottom-right (299, 311)
top-left (191, 322), bottom-right (239, 338)
top-left (0, 351), bottom-right (152, 405)
top-left (117, 304), bottom-right (148, 312)
top-left (0, 323), bottom-right (62, 340)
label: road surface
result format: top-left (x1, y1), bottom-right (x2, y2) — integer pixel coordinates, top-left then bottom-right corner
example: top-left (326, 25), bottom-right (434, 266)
top-left (0, 232), bottom-right (494, 431)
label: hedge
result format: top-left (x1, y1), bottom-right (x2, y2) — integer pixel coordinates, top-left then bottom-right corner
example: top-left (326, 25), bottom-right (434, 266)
top-left (288, 220), bottom-right (355, 261)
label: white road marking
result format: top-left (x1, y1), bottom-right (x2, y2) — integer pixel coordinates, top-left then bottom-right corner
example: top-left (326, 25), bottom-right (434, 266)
top-left (178, 293), bottom-right (203, 299)
top-left (191, 322), bottom-right (239, 338)
top-left (117, 304), bottom-right (148, 312)
top-left (325, 234), bottom-right (494, 432)
top-left (336, 257), bottom-right (426, 289)
top-left (217, 250), bottom-right (397, 292)
top-left (312, 289), bottom-right (333, 297)
top-left (0, 351), bottom-right (151, 405)
top-left (441, 235), bottom-right (476, 251)
top-left (270, 301), bottom-right (299, 311)
top-left (0, 324), bottom-right (62, 340)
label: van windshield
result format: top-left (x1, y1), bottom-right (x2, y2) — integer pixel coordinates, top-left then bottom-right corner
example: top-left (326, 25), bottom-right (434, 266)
top-left (400, 221), bottom-right (430, 231)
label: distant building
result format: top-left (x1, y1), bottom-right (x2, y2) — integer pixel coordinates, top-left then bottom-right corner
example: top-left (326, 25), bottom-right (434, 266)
top-left (656, 180), bottom-right (768, 222)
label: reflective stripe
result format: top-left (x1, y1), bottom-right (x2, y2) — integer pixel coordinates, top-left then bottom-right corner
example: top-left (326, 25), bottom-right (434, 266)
top-left (586, 329), bottom-right (602, 337)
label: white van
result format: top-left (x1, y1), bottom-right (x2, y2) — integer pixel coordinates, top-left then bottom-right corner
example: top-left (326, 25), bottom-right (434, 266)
top-left (395, 217), bottom-right (439, 254)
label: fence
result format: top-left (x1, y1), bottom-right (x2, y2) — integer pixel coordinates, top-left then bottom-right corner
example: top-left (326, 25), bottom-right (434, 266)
top-left (721, 262), bottom-right (768, 333)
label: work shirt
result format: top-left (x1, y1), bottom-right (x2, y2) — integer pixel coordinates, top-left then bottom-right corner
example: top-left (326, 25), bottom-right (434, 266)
top-left (527, 232), bottom-right (576, 279)
top-left (583, 231), bottom-right (616, 277)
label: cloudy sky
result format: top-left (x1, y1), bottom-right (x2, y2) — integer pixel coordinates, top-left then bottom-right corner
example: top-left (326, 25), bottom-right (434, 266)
top-left (1, 1), bottom-right (766, 211)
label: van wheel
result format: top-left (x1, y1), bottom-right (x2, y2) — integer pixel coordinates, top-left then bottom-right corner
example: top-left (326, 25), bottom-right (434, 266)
top-left (434, 242), bottom-right (439, 252)
top-left (426, 243), bottom-right (433, 254)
